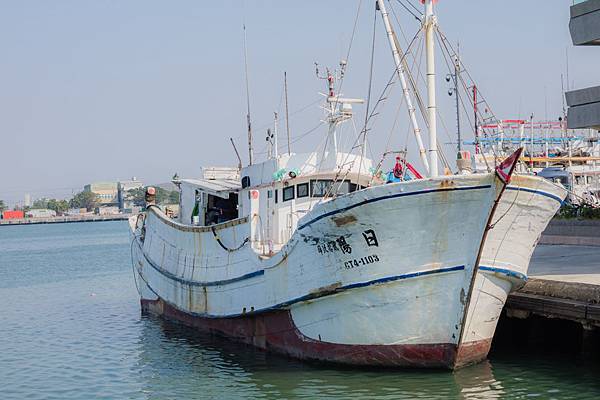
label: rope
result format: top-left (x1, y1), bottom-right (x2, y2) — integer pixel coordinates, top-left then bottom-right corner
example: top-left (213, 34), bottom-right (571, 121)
top-left (210, 226), bottom-right (249, 252)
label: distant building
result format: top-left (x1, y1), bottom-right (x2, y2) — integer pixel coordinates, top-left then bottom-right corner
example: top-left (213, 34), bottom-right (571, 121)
top-left (84, 182), bottom-right (119, 206)
top-left (566, 0), bottom-right (600, 131)
top-left (118, 177), bottom-right (144, 210)
top-left (2, 210), bottom-right (24, 220)
top-left (24, 194), bottom-right (31, 207)
top-left (26, 209), bottom-right (57, 218)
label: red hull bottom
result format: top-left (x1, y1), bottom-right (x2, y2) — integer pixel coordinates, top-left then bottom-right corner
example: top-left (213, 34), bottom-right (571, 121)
top-left (141, 298), bottom-right (491, 369)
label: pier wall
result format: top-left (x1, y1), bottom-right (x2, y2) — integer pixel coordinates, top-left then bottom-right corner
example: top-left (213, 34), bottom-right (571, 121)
top-left (0, 214), bottom-right (131, 226)
top-left (539, 219), bottom-right (600, 246)
top-left (496, 278), bottom-right (600, 360)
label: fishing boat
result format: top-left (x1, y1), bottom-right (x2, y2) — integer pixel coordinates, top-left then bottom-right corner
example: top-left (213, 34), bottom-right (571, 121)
top-left (130, 0), bottom-right (566, 369)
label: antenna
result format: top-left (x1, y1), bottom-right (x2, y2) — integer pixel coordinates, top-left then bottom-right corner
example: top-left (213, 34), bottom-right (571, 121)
top-left (284, 72), bottom-right (291, 154)
top-left (273, 112), bottom-right (279, 158)
top-left (565, 47), bottom-right (570, 91)
top-left (243, 24), bottom-right (253, 165)
top-left (230, 138), bottom-right (242, 170)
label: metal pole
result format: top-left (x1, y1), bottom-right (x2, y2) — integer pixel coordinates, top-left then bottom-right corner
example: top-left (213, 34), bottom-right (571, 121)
top-left (473, 85), bottom-right (479, 155)
top-left (243, 24), bottom-right (253, 165)
top-left (454, 53), bottom-right (461, 152)
top-left (425, 0), bottom-right (438, 177)
top-left (273, 112), bottom-right (279, 158)
top-left (284, 72), bottom-right (291, 155)
top-left (376, 0), bottom-right (430, 175)
top-left (530, 114), bottom-right (534, 171)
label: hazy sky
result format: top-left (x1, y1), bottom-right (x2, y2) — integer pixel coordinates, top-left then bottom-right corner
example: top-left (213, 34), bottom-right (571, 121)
top-left (1, 1), bottom-right (599, 206)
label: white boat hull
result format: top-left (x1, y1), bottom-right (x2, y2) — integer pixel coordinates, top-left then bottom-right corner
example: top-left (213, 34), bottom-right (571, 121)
top-left (460, 174), bottom-right (567, 353)
top-left (131, 174), bottom-right (504, 368)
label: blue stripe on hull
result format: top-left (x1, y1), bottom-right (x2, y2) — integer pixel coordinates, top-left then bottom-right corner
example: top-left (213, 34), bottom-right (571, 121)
top-left (505, 186), bottom-right (563, 204)
top-left (479, 265), bottom-right (527, 281)
top-left (138, 243), bottom-right (265, 287)
top-left (297, 185), bottom-right (492, 230)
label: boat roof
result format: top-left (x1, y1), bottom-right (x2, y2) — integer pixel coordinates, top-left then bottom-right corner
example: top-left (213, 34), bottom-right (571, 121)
top-left (179, 178), bottom-right (241, 198)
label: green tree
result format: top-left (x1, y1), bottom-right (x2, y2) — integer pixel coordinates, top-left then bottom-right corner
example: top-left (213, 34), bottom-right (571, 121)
top-left (127, 186), bottom-right (180, 206)
top-left (169, 190), bottom-right (180, 204)
top-left (32, 198), bottom-right (49, 209)
top-left (69, 191), bottom-right (98, 211)
top-left (127, 188), bottom-right (146, 207)
top-left (47, 199), bottom-right (69, 214)
top-left (0, 199), bottom-right (6, 212)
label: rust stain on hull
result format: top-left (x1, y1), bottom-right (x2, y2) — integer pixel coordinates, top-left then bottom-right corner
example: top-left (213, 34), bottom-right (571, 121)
top-left (331, 214), bottom-right (357, 227)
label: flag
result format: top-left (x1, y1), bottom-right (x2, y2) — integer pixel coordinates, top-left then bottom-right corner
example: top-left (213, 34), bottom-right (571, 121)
top-left (495, 148), bottom-right (523, 184)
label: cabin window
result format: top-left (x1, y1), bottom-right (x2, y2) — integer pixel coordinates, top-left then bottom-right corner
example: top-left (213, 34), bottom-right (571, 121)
top-left (283, 186), bottom-right (295, 202)
top-left (267, 190), bottom-right (273, 199)
top-left (333, 181), bottom-right (356, 195)
top-left (587, 176), bottom-right (593, 185)
top-left (241, 176), bottom-right (251, 188)
top-left (297, 183), bottom-right (309, 198)
top-left (310, 180), bottom-right (356, 197)
top-left (275, 189), bottom-right (278, 203)
top-left (205, 193), bottom-right (238, 225)
top-left (311, 180), bottom-right (333, 197)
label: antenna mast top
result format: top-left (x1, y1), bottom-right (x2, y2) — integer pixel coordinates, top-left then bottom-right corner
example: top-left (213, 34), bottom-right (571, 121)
top-left (243, 24), bottom-right (253, 165)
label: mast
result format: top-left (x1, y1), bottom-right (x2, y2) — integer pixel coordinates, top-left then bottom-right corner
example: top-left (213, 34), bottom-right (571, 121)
top-left (273, 112), bottom-right (279, 158)
top-left (230, 138), bottom-right (243, 170)
top-left (284, 72), bottom-right (291, 154)
top-left (243, 24), bottom-right (253, 165)
top-left (424, 0), bottom-right (438, 177)
top-left (376, 0), bottom-right (430, 175)
top-left (454, 47), bottom-right (461, 152)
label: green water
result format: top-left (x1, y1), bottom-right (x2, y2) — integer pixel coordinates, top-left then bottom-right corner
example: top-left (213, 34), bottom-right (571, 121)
top-left (1, 221), bottom-right (599, 399)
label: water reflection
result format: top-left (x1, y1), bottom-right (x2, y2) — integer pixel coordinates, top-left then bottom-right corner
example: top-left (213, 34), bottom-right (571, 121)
top-left (136, 316), bottom-right (516, 399)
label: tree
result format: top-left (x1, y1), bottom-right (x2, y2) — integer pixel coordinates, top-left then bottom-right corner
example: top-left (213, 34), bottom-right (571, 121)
top-left (69, 191), bottom-right (98, 211)
top-left (126, 188), bottom-right (146, 207)
top-left (169, 190), bottom-right (180, 204)
top-left (0, 200), bottom-right (6, 212)
top-left (32, 198), bottom-right (50, 209)
top-left (127, 186), bottom-right (180, 206)
top-left (47, 199), bottom-right (69, 214)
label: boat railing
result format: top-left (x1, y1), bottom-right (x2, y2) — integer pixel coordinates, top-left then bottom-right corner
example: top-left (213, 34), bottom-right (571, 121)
top-left (148, 205), bottom-right (248, 233)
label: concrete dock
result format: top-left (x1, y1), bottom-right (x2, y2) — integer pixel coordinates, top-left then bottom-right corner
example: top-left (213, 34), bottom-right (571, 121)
top-left (0, 214), bottom-right (131, 226)
top-left (507, 245), bottom-right (600, 326)
top-left (499, 220), bottom-right (600, 357)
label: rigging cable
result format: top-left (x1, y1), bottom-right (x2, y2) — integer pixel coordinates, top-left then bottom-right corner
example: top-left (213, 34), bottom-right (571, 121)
top-left (358, 3), bottom-right (379, 181)
top-left (394, 0), bottom-right (422, 21)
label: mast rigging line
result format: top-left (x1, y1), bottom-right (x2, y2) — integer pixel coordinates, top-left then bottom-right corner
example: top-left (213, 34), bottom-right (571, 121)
top-left (358, 20), bottom-right (423, 159)
top-left (394, 0), bottom-right (422, 21)
top-left (370, 27), bottom-right (424, 184)
top-left (329, 0), bottom-right (363, 113)
top-left (386, 1), bottom-right (452, 172)
top-left (243, 24), bottom-right (253, 165)
top-left (358, 2), bottom-right (379, 181)
top-left (436, 28), bottom-right (500, 161)
top-left (325, 6), bottom-right (424, 194)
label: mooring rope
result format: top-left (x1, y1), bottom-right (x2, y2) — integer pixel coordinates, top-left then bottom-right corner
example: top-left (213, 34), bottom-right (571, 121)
top-left (210, 226), bottom-right (249, 252)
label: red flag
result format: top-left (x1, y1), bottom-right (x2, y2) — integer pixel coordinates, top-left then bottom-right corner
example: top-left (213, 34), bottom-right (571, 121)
top-left (495, 148), bottom-right (523, 184)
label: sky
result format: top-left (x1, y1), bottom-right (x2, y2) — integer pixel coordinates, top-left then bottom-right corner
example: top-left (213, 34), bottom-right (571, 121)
top-left (1, 0), bottom-right (599, 206)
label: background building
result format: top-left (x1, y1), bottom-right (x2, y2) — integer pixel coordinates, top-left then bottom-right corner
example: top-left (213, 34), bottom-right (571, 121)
top-left (84, 182), bottom-right (118, 206)
top-left (567, 0), bottom-right (600, 131)
top-left (118, 177), bottom-right (144, 211)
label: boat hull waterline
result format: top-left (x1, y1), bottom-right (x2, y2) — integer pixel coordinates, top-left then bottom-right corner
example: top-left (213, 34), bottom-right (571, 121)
top-left (130, 174), bottom-right (512, 369)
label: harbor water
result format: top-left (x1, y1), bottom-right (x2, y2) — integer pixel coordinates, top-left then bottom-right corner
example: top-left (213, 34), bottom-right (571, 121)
top-left (1, 221), bottom-right (599, 399)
